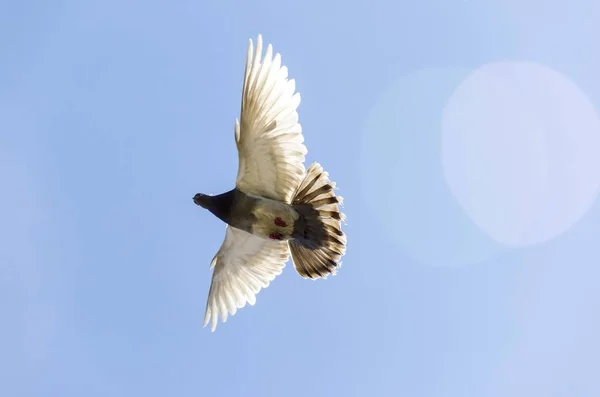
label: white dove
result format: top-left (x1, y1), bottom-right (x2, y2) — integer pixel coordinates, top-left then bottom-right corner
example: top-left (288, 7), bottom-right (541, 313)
top-left (193, 35), bottom-right (346, 332)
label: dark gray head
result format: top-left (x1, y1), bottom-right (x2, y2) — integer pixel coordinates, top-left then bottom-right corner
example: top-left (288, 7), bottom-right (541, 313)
top-left (193, 193), bottom-right (210, 209)
top-left (193, 189), bottom-right (236, 224)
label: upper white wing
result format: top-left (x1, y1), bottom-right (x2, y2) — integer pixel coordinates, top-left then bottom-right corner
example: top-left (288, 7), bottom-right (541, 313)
top-left (235, 34), bottom-right (307, 203)
top-left (203, 226), bottom-right (290, 332)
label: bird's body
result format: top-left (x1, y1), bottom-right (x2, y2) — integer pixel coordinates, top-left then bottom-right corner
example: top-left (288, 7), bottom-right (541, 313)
top-left (194, 189), bottom-right (299, 241)
top-left (194, 35), bottom-right (346, 331)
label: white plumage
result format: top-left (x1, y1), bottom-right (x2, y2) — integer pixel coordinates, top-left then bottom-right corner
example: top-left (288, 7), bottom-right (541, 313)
top-left (204, 226), bottom-right (288, 332)
top-left (203, 35), bottom-right (307, 331)
top-left (235, 35), bottom-right (307, 203)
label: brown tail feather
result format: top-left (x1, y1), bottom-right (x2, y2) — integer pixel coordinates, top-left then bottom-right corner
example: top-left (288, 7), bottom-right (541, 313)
top-left (290, 162), bottom-right (347, 279)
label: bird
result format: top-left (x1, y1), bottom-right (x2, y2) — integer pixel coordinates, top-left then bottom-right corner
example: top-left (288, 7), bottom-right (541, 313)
top-left (193, 34), bottom-right (346, 332)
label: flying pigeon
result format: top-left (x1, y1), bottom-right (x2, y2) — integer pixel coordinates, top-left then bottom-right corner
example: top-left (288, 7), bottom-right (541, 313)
top-left (194, 35), bottom-right (347, 332)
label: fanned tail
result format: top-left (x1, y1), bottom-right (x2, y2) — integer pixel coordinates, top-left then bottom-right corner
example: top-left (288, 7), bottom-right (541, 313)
top-left (289, 162), bottom-right (347, 279)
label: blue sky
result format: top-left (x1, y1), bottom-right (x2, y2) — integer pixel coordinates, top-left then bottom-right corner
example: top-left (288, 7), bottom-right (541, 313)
top-left (2, 0), bottom-right (600, 396)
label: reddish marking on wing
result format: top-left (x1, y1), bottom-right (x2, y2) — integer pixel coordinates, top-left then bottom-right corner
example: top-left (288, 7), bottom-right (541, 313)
top-left (268, 233), bottom-right (283, 240)
top-left (274, 217), bottom-right (287, 227)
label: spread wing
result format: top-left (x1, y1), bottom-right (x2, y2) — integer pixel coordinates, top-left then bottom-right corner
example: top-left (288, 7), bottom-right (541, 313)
top-left (234, 34), bottom-right (307, 203)
top-left (203, 226), bottom-right (290, 332)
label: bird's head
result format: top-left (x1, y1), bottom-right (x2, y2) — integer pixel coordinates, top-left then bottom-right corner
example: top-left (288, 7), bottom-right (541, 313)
top-left (193, 193), bottom-right (211, 209)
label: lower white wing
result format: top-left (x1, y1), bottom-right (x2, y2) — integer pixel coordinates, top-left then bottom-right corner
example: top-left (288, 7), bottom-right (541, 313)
top-left (204, 226), bottom-right (290, 332)
top-left (235, 34), bottom-right (307, 203)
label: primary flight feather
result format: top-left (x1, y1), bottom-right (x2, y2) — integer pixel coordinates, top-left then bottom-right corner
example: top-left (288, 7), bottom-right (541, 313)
top-left (194, 34), bottom-right (347, 332)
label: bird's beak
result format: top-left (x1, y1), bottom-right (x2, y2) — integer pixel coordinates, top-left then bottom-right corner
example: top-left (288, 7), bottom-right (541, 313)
top-left (193, 193), bottom-right (207, 208)
top-left (193, 194), bottom-right (202, 206)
